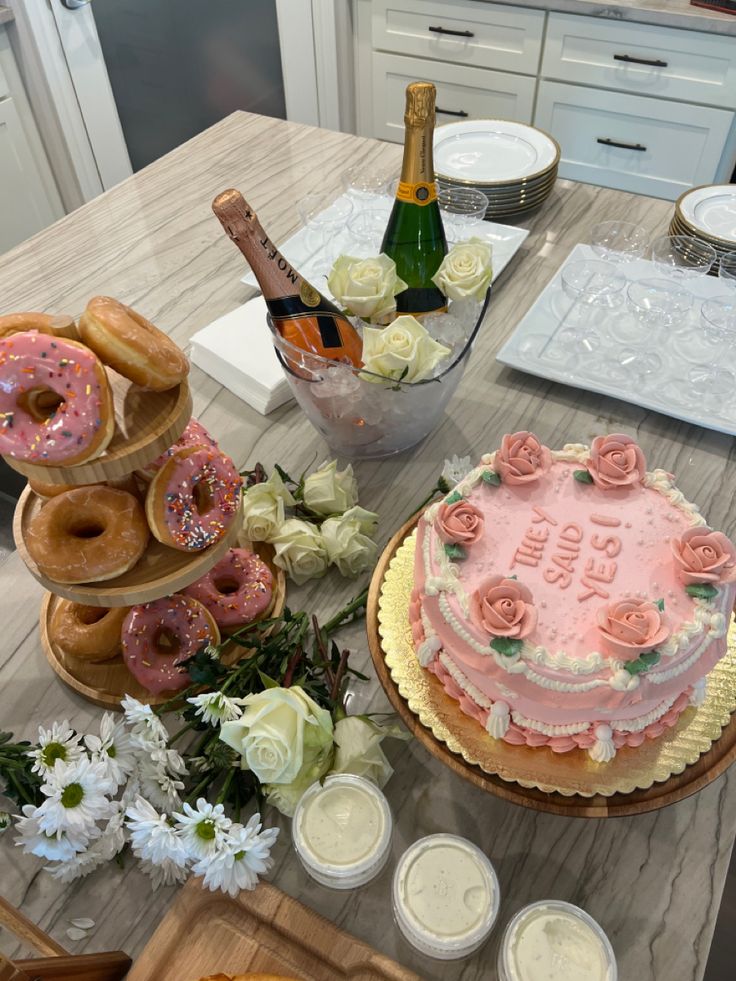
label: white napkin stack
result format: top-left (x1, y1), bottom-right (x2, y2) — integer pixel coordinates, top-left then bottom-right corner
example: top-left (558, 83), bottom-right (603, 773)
top-left (188, 295), bottom-right (293, 415)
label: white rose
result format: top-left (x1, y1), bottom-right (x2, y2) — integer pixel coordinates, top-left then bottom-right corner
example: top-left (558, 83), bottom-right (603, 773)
top-left (241, 484), bottom-right (284, 542)
top-left (432, 238), bottom-right (492, 301)
top-left (219, 686), bottom-right (333, 786)
top-left (361, 315), bottom-right (450, 384)
top-left (321, 508), bottom-right (379, 578)
top-left (332, 717), bottom-right (399, 788)
top-left (302, 460), bottom-right (358, 516)
top-left (327, 253), bottom-right (407, 322)
top-left (270, 518), bottom-right (329, 585)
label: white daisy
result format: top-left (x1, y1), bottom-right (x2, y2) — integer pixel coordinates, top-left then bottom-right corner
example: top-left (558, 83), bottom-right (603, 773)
top-left (29, 720), bottom-right (83, 776)
top-left (0, 811), bottom-right (10, 833)
top-left (193, 814), bottom-right (279, 896)
top-left (120, 696), bottom-right (168, 749)
top-left (138, 857), bottom-right (189, 890)
top-left (14, 804), bottom-right (88, 862)
top-left (174, 798), bottom-right (232, 861)
top-left (94, 805), bottom-right (127, 863)
top-left (150, 746), bottom-right (187, 777)
top-left (138, 758), bottom-right (184, 812)
top-left (36, 758), bottom-right (114, 838)
top-left (45, 847), bottom-right (108, 883)
top-left (441, 454), bottom-right (473, 487)
top-left (187, 692), bottom-right (243, 726)
top-left (125, 795), bottom-right (187, 867)
top-left (84, 714), bottom-right (137, 789)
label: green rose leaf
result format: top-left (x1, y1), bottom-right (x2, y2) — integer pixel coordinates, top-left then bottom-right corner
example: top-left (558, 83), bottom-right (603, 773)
top-left (685, 583), bottom-right (719, 601)
top-left (491, 637), bottom-right (523, 657)
top-left (573, 469), bottom-right (594, 484)
top-left (482, 470), bottom-right (501, 487)
top-left (444, 543), bottom-right (466, 561)
top-left (445, 490), bottom-right (463, 505)
top-left (624, 649), bottom-right (661, 675)
top-left (656, 598), bottom-right (665, 611)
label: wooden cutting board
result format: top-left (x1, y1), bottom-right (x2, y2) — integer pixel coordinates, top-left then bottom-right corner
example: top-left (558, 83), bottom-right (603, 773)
top-left (128, 879), bottom-right (420, 981)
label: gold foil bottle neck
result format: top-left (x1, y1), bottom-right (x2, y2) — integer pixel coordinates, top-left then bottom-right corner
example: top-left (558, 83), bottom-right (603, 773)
top-left (404, 82), bottom-right (436, 128)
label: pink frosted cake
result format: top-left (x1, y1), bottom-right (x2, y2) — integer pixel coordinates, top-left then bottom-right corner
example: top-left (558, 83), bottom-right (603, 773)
top-left (410, 433), bottom-right (736, 762)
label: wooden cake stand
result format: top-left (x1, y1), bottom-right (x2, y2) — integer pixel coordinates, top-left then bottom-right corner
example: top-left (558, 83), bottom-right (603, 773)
top-left (6, 373), bottom-right (285, 709)
top-left (368, 516), bottom-right (736, 818)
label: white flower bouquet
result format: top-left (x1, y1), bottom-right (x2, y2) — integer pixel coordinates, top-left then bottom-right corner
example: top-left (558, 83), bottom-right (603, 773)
top-left (0, 593), bottom-right (405, 894)
top-left (240, 458), bottom-right (379, 585)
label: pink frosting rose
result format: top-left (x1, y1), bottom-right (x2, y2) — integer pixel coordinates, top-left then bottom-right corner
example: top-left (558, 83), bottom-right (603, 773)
top-left (471, 576), bottom-right (537, 639)
top-left (494, 431), bottom-right (551, 486)
top-left (585, 434), bottom-right (646, 490)
top-left (671, 526), bottom-right (736, 585)
top-left (596, 599), bottom-right (669, 660)
top-left (435, 499), bottom-right (485, 546)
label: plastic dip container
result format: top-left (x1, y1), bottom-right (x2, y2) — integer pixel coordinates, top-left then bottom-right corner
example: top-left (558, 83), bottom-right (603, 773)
top-left (292, 774), bottom-right (392, 889)
top-left (498, 900), bottom-right (618, 981)
top-left (392, 833), bottom-right (500, 959)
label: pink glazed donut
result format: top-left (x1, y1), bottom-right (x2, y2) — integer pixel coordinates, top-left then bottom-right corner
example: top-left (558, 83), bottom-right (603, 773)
top-left (181, 548), bottom-right (274, 630)
top-left (145, 445), bottom-right (242, 551)
top-left (0, 332), bottom-right (114, 465)
top-left (136, 417), bottom-right (217, 481)
top-left (121, 594), bottom-right (220, 694)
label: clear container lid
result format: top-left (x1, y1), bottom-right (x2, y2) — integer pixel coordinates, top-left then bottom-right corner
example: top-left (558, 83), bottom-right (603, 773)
top-left (292, 774), bottom-right (393, 890)
top-left (498, 900), bottom-right (618, 981)
top-left (392, 833), bottom-right (500, 960)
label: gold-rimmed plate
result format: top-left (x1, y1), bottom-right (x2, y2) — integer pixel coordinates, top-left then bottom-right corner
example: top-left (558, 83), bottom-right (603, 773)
top-left (367, 517), bottom-right (736, 817)
top-left (434, 119), bottom-right (561, 187)
top-left (439, 166), bottom-right (558, 197)
top-left (674, 185), bottom-right (736, 249)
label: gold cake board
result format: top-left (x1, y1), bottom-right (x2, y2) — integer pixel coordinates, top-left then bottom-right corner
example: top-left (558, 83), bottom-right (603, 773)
top-left (367, 516), bottom-right (736, 818)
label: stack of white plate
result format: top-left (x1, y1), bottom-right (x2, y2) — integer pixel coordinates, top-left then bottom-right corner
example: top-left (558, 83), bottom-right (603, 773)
top-left (433, 119), bottom-right (559, 220)
top-left (669, 184), bottom-right (736, 273)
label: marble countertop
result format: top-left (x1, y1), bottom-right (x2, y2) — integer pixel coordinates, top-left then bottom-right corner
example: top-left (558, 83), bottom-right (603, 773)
top-left (0, 111), bottom-right (734, 980)
top-left (0, 7), bottom-right (13, 27)
top-left (482, 0), bottom-right (736, 34)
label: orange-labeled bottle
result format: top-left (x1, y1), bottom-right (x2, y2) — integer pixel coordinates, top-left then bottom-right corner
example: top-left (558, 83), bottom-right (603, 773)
top-left (212, 189), bottom-right (363, 368)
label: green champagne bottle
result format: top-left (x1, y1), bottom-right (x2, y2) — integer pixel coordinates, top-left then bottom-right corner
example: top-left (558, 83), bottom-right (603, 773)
top-left (381, 81), bottom-right (448, 317)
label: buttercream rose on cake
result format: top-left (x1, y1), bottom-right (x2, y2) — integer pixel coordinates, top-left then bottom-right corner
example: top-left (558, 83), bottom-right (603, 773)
top-left (494, 431), bottom-right (551, 485)
top-left (671, 527), bottom-right (736, 587)
top-left (471, 575), bottom-right (537, 656)
top-left (578, 433), bottom-right (646, 489)
top-left (597, 598), bottom-right (669, 668)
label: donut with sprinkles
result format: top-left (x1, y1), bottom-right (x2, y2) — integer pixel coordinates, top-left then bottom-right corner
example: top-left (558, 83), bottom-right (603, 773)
top-left (145, 445), bottom-right (242, 552)
top-left (181, 547), bottom-right (274, 630)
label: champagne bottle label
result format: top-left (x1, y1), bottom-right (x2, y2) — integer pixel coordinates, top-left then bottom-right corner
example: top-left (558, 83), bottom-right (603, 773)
top-left (268, 296), bottom-right (346, 350)
top-left (396, 181), bottom-right (437, 206)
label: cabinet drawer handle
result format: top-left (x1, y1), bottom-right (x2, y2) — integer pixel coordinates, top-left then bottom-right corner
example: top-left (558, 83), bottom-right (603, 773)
top-left (597, 137), bottom-right (647, 152)
top-left (613, 53), bottom-right (668, 68)
top-left (428, 25), bottom-right (475, 38)
top-left (436, 107), bottom-right (469, 117)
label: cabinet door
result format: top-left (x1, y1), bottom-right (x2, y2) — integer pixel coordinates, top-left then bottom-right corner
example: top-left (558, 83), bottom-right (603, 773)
top-left (535, 81), bottom-right (734, 200)
top-left (372, 0), bottom-right (544, 75)
top-left (0, 98), bottom-right (60, 253)
top-left (373, 52), bottom-right (536, 144)
top-left (543, 12), bottom-right (736, 111)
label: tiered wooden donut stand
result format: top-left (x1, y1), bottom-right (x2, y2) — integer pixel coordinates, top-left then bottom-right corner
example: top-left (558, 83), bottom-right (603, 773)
top-left (6, 324), bottom-right (284, 710)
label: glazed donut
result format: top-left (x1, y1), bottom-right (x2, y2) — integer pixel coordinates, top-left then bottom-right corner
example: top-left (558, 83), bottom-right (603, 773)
top-left (121, 595), bottom-right (220, 694)
top-left (136, 417), bottom-right (217, 482)
top-left (79, 296), bottom-right (189, 391)
top-left (50, 600), bottom-right (129, 661)
top-left (181, 548), bottom-right (274, 630)
top-left (25, 485), bottom-right (149, 583)
top-left (145, 445), bottom-right (242, 552)
top-left (28, 474), bottom-right (142, 500)
top-left (0, 333), bottom-right (114, 466)
top-left (0, 312), bottom-right (77, 340)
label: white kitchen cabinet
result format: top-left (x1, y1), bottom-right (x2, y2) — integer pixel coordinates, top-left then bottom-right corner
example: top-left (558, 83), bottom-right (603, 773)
top-left (372, 51), bottom-right (536, 143)
top-left (0, 27), bottom-right (63, 254)
top-left (543, 13), bottom-right (736, 111)
top-left (371, 0), bottom-right (545, 75)
top-left (535, 81), bottom-right (734, 199)
top-left (355, 0), bottom-right (736, 200)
